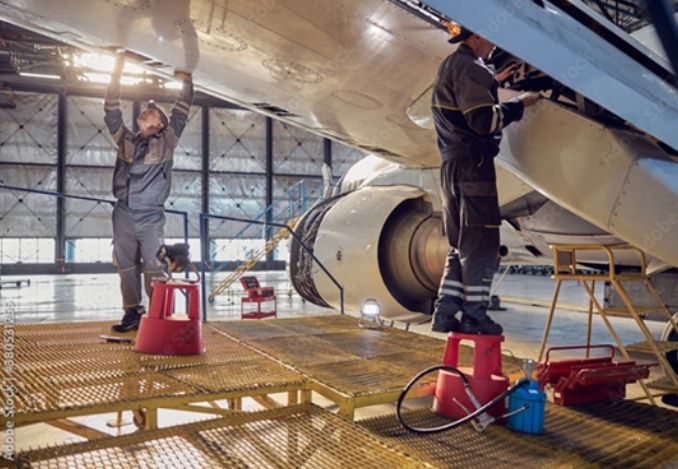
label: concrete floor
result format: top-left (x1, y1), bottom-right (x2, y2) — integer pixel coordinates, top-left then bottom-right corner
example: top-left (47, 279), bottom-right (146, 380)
top-left (0, 271), bottom-right (674, 452)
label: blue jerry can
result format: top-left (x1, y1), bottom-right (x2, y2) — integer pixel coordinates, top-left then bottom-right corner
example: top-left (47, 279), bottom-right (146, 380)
top-left (507, 380), bottom-right (546, 434)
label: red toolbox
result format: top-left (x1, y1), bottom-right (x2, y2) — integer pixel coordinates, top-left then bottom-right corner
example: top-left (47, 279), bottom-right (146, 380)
top-left (537, 345), bottom-right (655, 406)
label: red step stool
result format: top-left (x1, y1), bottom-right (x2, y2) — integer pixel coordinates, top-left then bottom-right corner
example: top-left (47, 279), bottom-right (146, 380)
top-left (134, 279), bottom-right (203, 355)
top-left (433, 333), bottom-right (509, 419)
top-left (240, 276), bottom-right (277, 320)
top-left (537, 345), bottom-right (655, 405)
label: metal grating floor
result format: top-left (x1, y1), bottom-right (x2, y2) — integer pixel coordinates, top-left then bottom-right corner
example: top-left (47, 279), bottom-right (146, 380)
top-left (212, 317), bottom-right (523, 399)
top-left (361, 400), bottom-right (678, 468)
top-left (16, 405), bottom-right (432, 469)
top-left (0, 322), bottom-right (305, 424)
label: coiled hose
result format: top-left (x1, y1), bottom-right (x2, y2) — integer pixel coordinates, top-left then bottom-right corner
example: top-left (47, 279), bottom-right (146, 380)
top-left (396, 364), bottom-right (529, 434)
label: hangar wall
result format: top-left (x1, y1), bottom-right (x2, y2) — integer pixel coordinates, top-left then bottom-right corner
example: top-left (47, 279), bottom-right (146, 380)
top-left (0, 90), bottom-right (366, 272)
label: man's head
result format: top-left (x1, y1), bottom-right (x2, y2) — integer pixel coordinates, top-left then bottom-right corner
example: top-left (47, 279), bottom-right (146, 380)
top-left (447, 22), bottom-right (495, 59)
top-left (464, 34), bottom-right (495, 60)
top-left (137, 101), bottom-right (168, 138)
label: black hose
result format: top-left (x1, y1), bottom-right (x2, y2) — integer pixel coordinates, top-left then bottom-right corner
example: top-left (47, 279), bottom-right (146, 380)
top-left (395, 364), bottom-right (529, 434)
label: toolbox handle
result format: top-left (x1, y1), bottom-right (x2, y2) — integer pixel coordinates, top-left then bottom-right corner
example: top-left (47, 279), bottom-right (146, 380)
top-left (545, 344), bottom-right (615, 363)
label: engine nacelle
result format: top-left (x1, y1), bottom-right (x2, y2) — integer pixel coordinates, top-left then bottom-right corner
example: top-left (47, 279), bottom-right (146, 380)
top-left (290, 185), bottom-right (448, 317)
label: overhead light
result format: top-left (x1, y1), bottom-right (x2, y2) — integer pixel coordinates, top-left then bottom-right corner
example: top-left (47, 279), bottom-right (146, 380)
top-left (71, 52), bottom-right (144, 74)
top-left (359, 298), bottom-right (383, 329)
top-left (19, 72), bottom-right (61, 80)
top-left (81, 72), bottom-right (144, 86)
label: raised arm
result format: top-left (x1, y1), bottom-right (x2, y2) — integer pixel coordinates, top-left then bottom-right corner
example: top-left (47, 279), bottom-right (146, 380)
top-left (104, 53), bottom-right (127, 140)
top-left (166, 71), bottom-right (194, 147)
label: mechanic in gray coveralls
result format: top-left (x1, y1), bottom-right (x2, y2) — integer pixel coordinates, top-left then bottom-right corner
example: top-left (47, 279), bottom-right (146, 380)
top-left (104, 51), bottom-right (194, 332)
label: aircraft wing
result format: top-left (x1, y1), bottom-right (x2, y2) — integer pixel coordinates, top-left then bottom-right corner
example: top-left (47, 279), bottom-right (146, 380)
top-left (0, 0), bottom-right (449, 166)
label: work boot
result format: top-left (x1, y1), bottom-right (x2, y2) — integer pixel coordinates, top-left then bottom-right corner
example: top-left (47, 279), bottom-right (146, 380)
top-left (458, 315), bottom-right (503, 335)
top-left (662, 394), bottom-right (678, 408)
top-left (111, 307), bottom-right (144, 333)
top-left (431, 311), bottom-right (460, 333)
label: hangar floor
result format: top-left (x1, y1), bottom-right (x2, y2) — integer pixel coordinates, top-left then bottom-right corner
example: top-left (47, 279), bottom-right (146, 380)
top-left (0, 271), bottom-right (672, 459)
top-left (0, 271), bottom-right (664, 347)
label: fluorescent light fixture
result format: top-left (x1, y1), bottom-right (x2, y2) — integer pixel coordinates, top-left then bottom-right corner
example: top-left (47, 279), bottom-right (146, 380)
top-left (72, 52), bottom-right (145, 74)
top-left (19, 72), bottom-right (61, 80)
top-left (81, 72), bottom-right (144, 86)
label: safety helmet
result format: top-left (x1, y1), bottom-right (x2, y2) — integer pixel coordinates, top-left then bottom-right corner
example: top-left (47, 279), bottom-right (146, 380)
top-left (146, 100), bottom-right (169, 128)
top-left (445, 21), bottom-right (474, 44)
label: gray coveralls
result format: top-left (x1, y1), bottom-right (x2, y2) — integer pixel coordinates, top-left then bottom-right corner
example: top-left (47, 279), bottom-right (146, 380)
top-left (431, 44), bottom-right (524, 324)
top-left (104, 56), bottom-right (193, 313)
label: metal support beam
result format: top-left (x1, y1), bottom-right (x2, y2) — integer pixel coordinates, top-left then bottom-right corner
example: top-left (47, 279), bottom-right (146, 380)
top-left (265, 117), bottom-right (274, 264)
top-left (324, 138), bottom-right (332, 168)
top-left (55, 92), bottom-right (67, 272)
top-left (202, 105), bottom-right (210, 260)
top-left (0, 77), bottom-right (242, 109)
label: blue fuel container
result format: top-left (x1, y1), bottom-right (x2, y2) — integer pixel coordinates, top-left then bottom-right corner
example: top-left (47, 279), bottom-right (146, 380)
top-left (507, 380), bottom-right (546, 434)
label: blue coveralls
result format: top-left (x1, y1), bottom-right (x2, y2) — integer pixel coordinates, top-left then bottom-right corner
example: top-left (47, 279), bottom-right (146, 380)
top-left (431, 44), bottom-right (524, 325)
top-left (104, 55), bottom-right (194, 313)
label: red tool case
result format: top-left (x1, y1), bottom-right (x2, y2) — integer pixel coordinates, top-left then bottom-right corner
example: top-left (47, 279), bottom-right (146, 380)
top-left (537, 345), bottom-right (655, 405)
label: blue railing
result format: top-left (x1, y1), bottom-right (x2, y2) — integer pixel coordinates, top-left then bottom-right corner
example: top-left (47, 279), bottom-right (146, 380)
top-left (0, 184), bottom-right (190, 256)
top-left (199, 212), bottom-right (343, 321)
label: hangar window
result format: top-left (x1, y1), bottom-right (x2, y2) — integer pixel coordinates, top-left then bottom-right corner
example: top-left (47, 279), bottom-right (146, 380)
top-left (0, 238), bottom-right (54, 263)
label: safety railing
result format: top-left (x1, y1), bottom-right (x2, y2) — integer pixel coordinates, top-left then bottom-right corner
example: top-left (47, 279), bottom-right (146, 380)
top-left (0, 183), bottom-right (190, 257)
top-left (199, 213), bottom-right (344, 321)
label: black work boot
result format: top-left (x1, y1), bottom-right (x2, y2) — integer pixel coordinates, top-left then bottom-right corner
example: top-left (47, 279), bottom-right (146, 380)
top-left (111, 307), bottom-right (144, 333)
top-left (458, 315), bottom-right (503, 335)
top-left (431, 312), bottom-right (460, 333)
top-left (662, 394), bottom-right (678, 408)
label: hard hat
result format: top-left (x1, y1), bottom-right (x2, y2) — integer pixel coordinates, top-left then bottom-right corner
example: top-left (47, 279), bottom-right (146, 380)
top-left (446, 21), bottom-right (473, 44)
top-left (146, 100), bottom-right (169, 128)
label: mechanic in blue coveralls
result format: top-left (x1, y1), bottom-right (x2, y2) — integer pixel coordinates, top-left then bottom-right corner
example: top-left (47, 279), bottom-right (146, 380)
top-left (431, 24), bottom-right (540, 335)
top-left (104, 51), bottom-right (194, 332)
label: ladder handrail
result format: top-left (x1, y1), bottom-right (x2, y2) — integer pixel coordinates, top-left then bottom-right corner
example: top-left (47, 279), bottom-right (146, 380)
top-left (209, 223), bottom-right (293, 298)
top-left (550, 243), bottom-right (647, 278)
top-left (199, 213), bottom-right (344, 320)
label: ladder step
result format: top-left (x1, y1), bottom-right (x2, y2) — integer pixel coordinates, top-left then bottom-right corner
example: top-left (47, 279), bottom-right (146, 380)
top-left (625, 340), bottom-right (678, 354)
top-left (602, 306), bottom-right (664, 318)
top-left (615, 274), bottom-right (649, 281)
top-left (645, 377), bottom-right (678, 393)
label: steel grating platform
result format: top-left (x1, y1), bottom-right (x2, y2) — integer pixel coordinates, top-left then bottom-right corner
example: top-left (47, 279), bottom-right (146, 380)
top-left (361, 400), bottom-right (678, 468)
top-left (0, 321), bottom-right (306, 427)
top-left (15, 404), bottom-right (432, 469)
top-left (211, 317), bottom-right (523, 419)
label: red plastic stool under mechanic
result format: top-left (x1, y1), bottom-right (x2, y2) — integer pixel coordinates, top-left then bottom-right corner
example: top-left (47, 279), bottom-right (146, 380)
top-left (135, 278), bottom-right (203, 355)
top-left (433, 333), bottom-right (509, 420)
